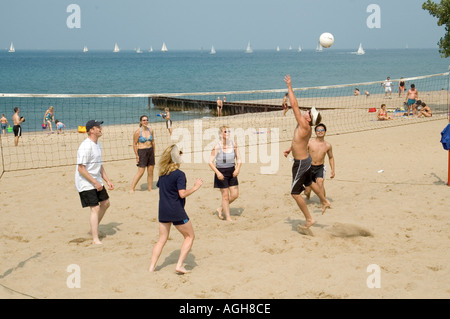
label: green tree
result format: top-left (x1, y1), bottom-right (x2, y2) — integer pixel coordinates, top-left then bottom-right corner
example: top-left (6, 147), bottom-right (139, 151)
top-left (423, 0), bottom-right (450, 57)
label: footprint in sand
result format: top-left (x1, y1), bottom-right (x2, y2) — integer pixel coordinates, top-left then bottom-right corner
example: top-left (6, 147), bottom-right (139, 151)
top-left (297, 224), bottom-right (314, 236)
top-left (68, 237), bottom-right (90, 245)
top-left (327, 223), bottom-right (373, 238)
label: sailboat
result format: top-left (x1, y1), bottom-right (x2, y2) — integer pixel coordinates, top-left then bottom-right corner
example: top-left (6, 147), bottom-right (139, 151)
top-left (356, 43), bottom-right (365, 55)
top-left (83, 45), bottom-right (88, 53)
top-left (210, 45), bottom-right (216, 55)
top-left (276, 46), bottom-right (280, 52)
top-left (149, 46), bottom-right (153, 52)
top-left (113, 43), bottom-right (120, 53)
top-left (298, 45), bottom-right (302, 52)
top-left (161, 42), bottom-right (168, 52)
top-left (136, 47), bottom-right (142, 53)
top-left (288, 45), bottom-right (293, 51)
top-left (316, 43), bottom-right (323, 52)
top-left (245, 42), bottom-right (253, 54)
top-left (8, 42), bottom-right (15, 53)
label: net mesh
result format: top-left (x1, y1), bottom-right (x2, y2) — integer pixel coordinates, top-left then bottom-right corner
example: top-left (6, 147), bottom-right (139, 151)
top-left (0, 72), bottom-right (448, 175)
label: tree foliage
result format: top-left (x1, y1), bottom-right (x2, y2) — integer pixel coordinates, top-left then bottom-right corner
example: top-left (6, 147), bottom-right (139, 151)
top-left (423, 0), bottom-right (450, 57)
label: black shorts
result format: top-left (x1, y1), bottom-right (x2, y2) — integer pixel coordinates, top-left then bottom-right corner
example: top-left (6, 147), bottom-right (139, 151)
top-left (214, 166), bottom-right (239, 189)
top-left (159, 218), bottom-right (190, 225)
top-left (291, 156), bottom-right (312, 195)
top-left (137, 147), bottom-right (155, 167)
top-left (310, 164), bottom-right (325, 182)
top-left (13, 125), bottom-right (21, 137)
top-left (78, 187), bottom-right (110, 208)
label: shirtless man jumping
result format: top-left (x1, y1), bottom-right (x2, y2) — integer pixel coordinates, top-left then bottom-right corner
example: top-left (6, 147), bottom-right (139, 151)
top-left (283, 75), bottom-right (331, 233)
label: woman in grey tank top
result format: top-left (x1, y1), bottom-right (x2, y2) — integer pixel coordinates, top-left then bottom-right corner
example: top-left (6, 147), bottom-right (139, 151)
top-left (208, 126), bottom-right (242, 221)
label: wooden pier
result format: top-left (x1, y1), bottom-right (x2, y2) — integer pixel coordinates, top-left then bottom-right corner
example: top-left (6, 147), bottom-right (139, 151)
top-left (151, 96), bottom-right (282, 116)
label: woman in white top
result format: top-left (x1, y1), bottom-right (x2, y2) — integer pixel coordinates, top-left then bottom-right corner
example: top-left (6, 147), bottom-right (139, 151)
top-left (208, 126), bottom-right (242, 221)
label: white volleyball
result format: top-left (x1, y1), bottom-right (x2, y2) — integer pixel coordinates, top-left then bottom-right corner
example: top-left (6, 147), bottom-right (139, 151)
top-left (319, 32), bottom-right (334, 48)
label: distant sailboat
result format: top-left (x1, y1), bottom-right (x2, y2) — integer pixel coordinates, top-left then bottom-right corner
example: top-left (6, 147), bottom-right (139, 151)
top-left (149, 46), bottom-right (153, 52)
top-left (8, 42), bottom-right (15, 53)
top-left (83, 45), bottom-right (88, 53)
top-left (288, 45), bottom-right (293, 51)
top-left (210, 45), bottom-right (216, 54)
top-left (113, 43), bottom-right (120, 53)
top-left (298, 45), bottom-right (302, 52)
top-left (245, 42), bottom-right (253, 54)
top-left (316, 43), bottom-right (323, 52)
top-left (356, 43), bottom-right (365, 55)
top-left (276, 46), bottom-right (280, 52)
top-left (161, 42), bottom-right (168, 52)
top-left (136, 47), bottom-right (142, 53)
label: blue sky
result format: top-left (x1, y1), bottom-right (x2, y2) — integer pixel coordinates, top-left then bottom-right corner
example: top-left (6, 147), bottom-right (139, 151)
top-left (0, 0), bottom-right (445, 51)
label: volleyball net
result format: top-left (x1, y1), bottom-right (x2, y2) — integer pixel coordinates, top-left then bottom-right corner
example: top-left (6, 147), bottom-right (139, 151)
top-left (0, 72), bottom-right (448, 175)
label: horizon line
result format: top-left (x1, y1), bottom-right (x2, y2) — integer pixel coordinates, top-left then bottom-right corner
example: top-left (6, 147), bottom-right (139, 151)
top-left (1, 47), bottom-right (440, 52)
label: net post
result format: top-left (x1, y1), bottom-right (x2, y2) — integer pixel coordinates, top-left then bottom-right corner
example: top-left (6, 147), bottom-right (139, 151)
top-left (448, 66), bottom-right (450, 186)
top-left (448, 150), bottom-right (450, 186)
top-left (0, 133), bottom-right (4, 179)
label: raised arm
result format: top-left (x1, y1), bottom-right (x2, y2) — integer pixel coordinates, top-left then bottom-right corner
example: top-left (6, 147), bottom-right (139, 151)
top-left (284, 75), bottom-right (304, 126)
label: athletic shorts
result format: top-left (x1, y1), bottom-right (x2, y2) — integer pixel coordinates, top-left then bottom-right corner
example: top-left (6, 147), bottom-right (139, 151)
top-left (291, 156), bottom-right (312, 195)
top-left (13, 125), bottom-right (21, 137)
top-left (159, 218), bottom-right (190, 225)
top-left (78, 187), bottom-right (109, 208)
top-left (137, 147), bottom-right (155, 167)
top-left (214, 166), bottom-right (239, 189)
top-left (385, 87), bottom-right (392, 93)
top-left (1, 124), bottom-right (6, 130)
top-left (166, 120), bottom-right (172, 130)
top-left (407, 99), bottom-right (416, 106)
top-left (310, 164), bottom-right (326, 183)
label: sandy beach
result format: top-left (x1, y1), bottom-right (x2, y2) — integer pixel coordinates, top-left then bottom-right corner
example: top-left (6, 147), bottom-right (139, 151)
top-left (0, 109), bottom-right (449, 298)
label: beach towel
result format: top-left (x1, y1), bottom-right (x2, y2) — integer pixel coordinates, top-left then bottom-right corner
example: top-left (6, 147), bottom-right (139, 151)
top-left (440, 124), bottom-right (450, 150)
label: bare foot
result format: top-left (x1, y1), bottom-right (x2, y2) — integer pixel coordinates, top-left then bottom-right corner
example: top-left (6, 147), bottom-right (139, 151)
top-left (216, 207), bottom-right (224, 220)
top-left (305, 219), bottom-right (316, 228)
top-left (298, 222), bottom-right (314, 236)
top-left (321, 201), bottom-right (331, 215)
top-left (175, 266), bottom-right (188, 274)
top-left (92, 239), bottom-right (103, 245)
top-left (129, 189), bottom-right (135, 194)
top-left (148, 265), bottom-right (155, 272)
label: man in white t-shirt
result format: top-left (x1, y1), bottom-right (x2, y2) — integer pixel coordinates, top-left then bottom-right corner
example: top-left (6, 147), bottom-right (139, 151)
top-left (75, 120), bottom-right (114, 245)
top-left (383, 76), bottom-right (393, 99)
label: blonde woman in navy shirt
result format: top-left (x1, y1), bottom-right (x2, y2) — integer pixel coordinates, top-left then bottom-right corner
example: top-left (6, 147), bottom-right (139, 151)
top-left (149, 144), bottom-right (202, 274)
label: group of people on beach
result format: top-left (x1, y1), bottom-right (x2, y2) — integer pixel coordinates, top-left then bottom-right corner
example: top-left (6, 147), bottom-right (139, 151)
top-left (0, 106), bottom-right (66, 147)
top-left (43, 106), bottom-right (66, 134)
top-left (75, 118), bottom-right (242, 273)
top-left (373, 77), bottom-right (434, 120)
top-left (74, 75), bottom-right (335, 273)
top-left (377, 100), bottom-right (432, 120)
top-left (353, 76), bottom-right (433, 119)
